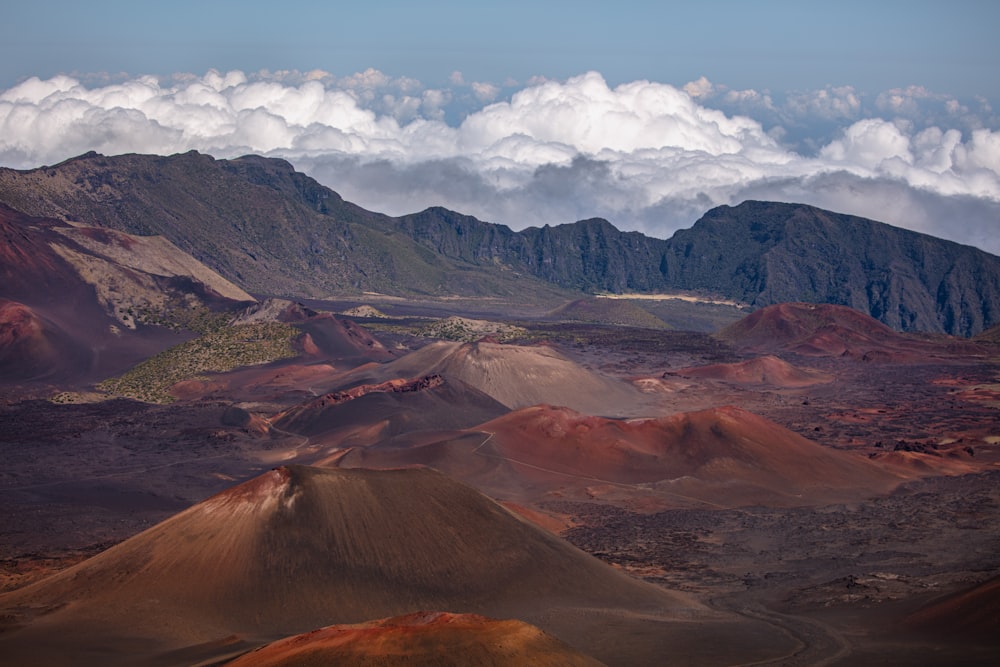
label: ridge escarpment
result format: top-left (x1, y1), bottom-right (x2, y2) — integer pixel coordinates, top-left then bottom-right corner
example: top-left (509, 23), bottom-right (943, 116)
top-left (3, 152), bottom-right (999, 334)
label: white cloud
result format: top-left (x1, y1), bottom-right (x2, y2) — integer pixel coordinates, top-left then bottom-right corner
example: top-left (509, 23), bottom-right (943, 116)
top-left (470, 81), bottom-right (500, 103)
top-left (0, 70), bottom-right (998, 255)
top-left (820, 118), bottom-right (914, 169)
top-left (876, 85), bottom-right (933, 116)
top-left (682, 76), bottom-right (714, 100)
top-left (787, 86), bottom-right (861, 120)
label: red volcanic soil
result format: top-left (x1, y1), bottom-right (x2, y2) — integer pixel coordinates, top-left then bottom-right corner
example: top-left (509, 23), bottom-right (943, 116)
top-left (338, 405), bottom-right (902, 509)
top-left (485, 405), bottom-right (901, 503)
top-left (331, 340), bottom-right (645, 416)
top-left (0, 465), bottom-right (723, 667)
top-left (282, 374), bottom-right (446, 413)
top-left (0, 203), bottom-right (241, 392)
top-left (227, 611), bottom-right (605, 667)
top-left (0, 204), bottom-right (74, 299)
top-left (231, 299), bottom-right (396, 364)
top-left (717, 302), bottom-right (980, 360)
top-left (169, 361), bottom-right (344, 403)
top-left (868, 447), bottom-right (980, 477)
top-left (672, 355), bottom-right (834, 388)
top-left (164, 313), bottom-right (397, 403)
top-left (295, 313), bottom-right (395, 363)
top-left (0, 208), bottom-right (114, 365)
top-left (0, 300), bottom-right (64, 380)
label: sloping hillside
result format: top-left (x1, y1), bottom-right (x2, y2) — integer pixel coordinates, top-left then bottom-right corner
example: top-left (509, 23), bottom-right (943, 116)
top-left (0, 203), bottom-right (253, 386)
top-left (0, 152), bottom-right (573, 302)
top-left (0, 466), bottom-right (705, 666)
top-left (5, 153), bottom-right (999, 334)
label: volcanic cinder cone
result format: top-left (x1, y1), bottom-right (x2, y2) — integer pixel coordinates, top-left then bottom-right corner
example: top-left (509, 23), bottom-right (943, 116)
top-left (673, 355), bottom-right (834, 388)
top-left (331, 340), bottom-right (644, 416)
top-left (0, 465), bottom-right (728, 666)
top-left (339, 405), bottom-right (902, 508)
top-left (905, 576), bottom-right (1000, 645)
top-left (718, 302), bottom-right (948, 359)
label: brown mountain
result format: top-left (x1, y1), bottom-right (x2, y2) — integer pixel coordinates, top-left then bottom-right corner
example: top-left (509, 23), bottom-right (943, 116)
top-left (716, 302), bottom-right (982, 359)
top-left (0, 465), bottom-right (721, 667)
top-left (270, 374), bottom-right (509, 448)
top-left (0, 151), bottom-right (573, 303)
top-left (904, 576), bottom-right (1000, 645)
top-left (0, 299), bottom-right (87, 381)
top-left (660, 200), bottom-right (1000, 336)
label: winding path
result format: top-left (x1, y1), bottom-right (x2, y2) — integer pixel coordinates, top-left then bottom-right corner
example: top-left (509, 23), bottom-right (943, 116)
top-left (712, 596), bottom-right (852, 667)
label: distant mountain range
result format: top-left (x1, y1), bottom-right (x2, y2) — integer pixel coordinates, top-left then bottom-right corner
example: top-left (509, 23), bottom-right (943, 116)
top-left (2, 151), bottom-right (999, 336)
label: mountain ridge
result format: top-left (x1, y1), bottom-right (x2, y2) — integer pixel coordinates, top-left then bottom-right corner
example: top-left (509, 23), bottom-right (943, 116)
top-left (3, 151), bottom-right (999, 334)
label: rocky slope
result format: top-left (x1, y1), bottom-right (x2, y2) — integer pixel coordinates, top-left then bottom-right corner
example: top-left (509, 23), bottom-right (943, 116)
top-left (0, 203), bottom-right (253, 387)
top-left (4, 152), bottom-right (999, 334)
top-left (0, 152), bottom-right (572, 302)
top-left (661, 201), bottom-right (1000, 336)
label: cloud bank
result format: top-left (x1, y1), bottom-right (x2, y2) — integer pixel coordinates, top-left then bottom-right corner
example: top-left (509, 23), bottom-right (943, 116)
top-left (2, 70), bottom-right (999, 254)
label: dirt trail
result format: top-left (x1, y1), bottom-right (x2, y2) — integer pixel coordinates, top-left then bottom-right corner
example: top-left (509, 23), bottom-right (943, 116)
top-left (712, 596), bottom-right (851, 667)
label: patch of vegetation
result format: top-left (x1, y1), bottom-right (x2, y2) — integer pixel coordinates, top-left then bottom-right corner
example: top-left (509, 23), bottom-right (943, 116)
top-left (133, 299), bottom-right (232, 334)
top-left (418, 316), bottom-right (527, 342)
top-left (340, 304), bottom-right (391, 319)
top-left (97, 322), bottom-right (298, 403)
top-left (49, 391), bottom-right (106, 404)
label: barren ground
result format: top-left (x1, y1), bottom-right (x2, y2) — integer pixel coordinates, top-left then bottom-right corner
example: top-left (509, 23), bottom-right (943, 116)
top-left (1, 319), bottom-right (998, 665)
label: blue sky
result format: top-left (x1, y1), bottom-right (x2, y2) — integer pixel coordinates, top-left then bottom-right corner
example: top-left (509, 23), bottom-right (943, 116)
top-left (4, 1), bottom-right (997, 97)
top-left (1, 1), bottom-right (999, 254)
